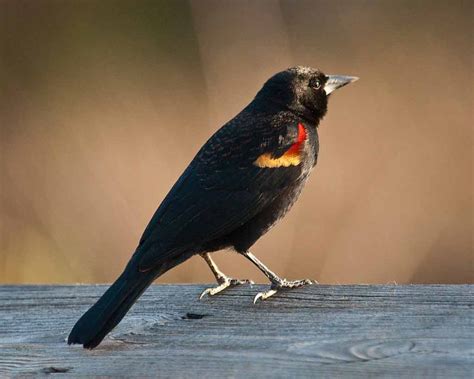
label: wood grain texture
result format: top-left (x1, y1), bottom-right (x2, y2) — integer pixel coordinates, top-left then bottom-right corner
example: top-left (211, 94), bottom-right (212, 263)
top-left (0, 284), bottom-right (472, 378)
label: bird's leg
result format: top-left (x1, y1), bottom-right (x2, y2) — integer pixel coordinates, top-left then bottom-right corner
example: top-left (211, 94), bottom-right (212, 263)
top-left (242, 251), bottom-right (314, 303)
top-left (199, 253), bottom-right (253, 299)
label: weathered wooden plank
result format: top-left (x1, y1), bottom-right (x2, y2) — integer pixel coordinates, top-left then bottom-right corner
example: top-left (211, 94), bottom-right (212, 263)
top-left (0, 284), bottom-right (472, 378)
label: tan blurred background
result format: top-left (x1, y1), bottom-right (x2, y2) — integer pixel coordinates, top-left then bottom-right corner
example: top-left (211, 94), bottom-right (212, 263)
top-left (1, 0), bottom-right (472, 284)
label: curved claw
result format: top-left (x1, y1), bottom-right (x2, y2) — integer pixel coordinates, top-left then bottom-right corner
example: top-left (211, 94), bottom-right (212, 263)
top-left (253, 289), bottom-right (277, 304)
top-left (199, 288), bottom-right (213, 300)
top-left (253, 278), bottom-right (314, 304)
top-left (199, 278), bottom-right (253, 300)
top-left (253, 293), bottom-right (262, 304)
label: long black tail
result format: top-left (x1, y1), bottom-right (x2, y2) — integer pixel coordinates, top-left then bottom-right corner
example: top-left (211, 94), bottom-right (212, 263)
top-left (68, 262), bottom-right (156, 349)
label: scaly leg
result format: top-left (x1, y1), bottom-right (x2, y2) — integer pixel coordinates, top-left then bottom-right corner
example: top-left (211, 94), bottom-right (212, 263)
top-left (199, 253), bottom-right (253, 299)
top-left (242, 251), bottom-right (314, 303)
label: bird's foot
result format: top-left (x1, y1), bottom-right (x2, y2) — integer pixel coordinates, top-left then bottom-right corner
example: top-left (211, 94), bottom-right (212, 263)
top-left (199, 277), bottom-right (253, 299)
top-left (253, 278), bottom-right (314, 304)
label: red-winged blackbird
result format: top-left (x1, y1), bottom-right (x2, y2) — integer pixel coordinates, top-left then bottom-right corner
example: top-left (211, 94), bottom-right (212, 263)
top-left (68, 66), bottom-right (358, 349)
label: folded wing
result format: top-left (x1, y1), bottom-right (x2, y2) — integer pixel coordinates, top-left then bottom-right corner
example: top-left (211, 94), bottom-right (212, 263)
top-left (136, 117), bottom-right (307, 271)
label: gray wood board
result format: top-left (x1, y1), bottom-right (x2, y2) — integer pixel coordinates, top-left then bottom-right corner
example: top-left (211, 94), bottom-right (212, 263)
top-left (0, 284), bottom-right (472, 378)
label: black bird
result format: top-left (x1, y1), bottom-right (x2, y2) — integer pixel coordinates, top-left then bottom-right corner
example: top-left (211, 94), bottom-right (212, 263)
top-left (68, 66), bottom-right (358, 349)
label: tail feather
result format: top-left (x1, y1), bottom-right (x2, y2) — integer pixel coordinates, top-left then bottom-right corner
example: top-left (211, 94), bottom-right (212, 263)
top-left (68, 265), bottom-right (156, 349)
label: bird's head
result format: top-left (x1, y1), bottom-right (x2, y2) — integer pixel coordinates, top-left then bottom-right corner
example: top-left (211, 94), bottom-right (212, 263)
top-left (255, 66), bottom-right (358, 124)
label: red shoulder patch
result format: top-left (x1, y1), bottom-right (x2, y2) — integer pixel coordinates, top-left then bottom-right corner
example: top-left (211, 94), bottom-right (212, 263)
top-left (254, 123), bottom-right (307, 168)
top-left (285, 123), bottom-right (307, 156)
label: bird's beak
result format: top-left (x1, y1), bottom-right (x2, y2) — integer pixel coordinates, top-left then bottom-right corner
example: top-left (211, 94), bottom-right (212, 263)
top-left (324, 75), bottom-right (359, 95)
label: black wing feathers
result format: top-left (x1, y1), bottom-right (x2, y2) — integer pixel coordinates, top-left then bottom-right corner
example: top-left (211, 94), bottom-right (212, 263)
top-left (137, 112), bottom-right (305, 271)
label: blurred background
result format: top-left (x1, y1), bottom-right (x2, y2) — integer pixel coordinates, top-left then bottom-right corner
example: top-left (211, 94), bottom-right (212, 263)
top-left (1, 0), bottom-right (472, 284)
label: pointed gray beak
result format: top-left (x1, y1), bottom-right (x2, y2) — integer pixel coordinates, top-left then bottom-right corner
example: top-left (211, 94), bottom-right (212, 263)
top-left (324, 75), bottom-right (359, 95)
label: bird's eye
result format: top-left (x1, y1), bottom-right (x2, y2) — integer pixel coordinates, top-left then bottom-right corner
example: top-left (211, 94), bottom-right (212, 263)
top-left (311, 79), bottom-right (321, 90)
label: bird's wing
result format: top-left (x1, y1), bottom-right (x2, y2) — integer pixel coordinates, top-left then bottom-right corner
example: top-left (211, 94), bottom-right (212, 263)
top-left (136, 118), bottom-right (307, 271)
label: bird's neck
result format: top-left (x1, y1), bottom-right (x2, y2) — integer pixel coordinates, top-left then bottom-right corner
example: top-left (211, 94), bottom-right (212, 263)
top-left (249, 98), bottom-right (320, 127)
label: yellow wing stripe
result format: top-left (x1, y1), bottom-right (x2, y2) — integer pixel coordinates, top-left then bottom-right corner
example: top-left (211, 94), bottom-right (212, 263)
top-left (254, 123), bottom-right (307, 168)
top-left (254, 152), bottom-right (301, 168)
